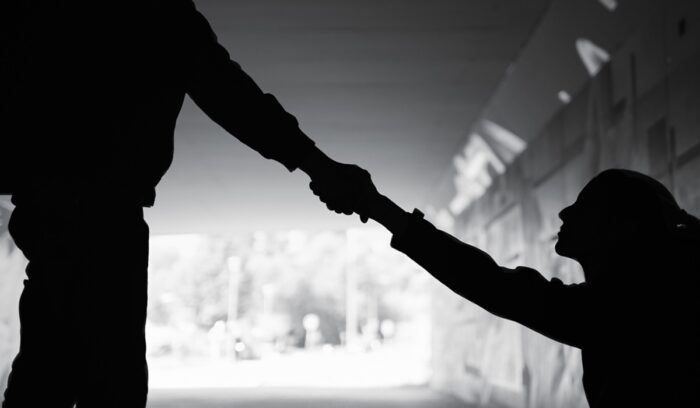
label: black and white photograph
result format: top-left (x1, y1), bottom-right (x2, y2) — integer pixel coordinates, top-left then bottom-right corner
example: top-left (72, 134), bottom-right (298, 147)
top-left (1, 1), bottom-right (699, 407)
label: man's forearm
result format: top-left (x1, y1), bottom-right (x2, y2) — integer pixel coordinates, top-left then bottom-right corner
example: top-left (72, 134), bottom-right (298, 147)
top-left (183, 1), bottom-right (317, 172)
top-left (297, 146), bottom-right (335, 179)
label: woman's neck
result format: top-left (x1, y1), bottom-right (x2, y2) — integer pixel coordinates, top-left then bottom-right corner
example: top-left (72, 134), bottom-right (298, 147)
top-left (580, 244), bottom-right (652, 288)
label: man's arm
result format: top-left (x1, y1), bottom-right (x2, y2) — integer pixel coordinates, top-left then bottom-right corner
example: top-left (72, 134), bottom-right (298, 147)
top-left (169, 1), bottom-right (368, 219)
top-left (174, 0), bottom-right (315, 172)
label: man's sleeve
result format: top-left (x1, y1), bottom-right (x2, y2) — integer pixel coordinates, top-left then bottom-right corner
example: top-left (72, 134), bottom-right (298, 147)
top-left (391, 209), bottom-right (590, 348)
top-left (174, 0), bottom-right (316, 171)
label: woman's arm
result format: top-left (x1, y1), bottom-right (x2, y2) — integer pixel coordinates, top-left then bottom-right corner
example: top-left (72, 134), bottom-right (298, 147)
top-left (367, 193), bottom-right (589, 348)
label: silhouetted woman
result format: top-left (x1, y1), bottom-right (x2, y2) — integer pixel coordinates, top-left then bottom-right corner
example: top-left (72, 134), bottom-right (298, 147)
top-left (315, 168), bottom-right (700, 407)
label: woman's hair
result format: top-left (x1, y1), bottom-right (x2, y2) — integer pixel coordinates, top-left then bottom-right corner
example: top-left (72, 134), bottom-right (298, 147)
top-left (594, 171), bottom-right (700, 362)
top-left (589, 169), bottom-right (700, 278)
top-left (589, 169), bottom-right (700, 240)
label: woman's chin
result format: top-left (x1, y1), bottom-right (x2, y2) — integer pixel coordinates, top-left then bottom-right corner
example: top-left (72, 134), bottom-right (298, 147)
top-left (554, 239), bottom-right (570, 257)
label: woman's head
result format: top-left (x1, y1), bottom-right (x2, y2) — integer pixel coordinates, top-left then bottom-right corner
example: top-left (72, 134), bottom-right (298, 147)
top-left (555, 169), bottom-right (692, 271)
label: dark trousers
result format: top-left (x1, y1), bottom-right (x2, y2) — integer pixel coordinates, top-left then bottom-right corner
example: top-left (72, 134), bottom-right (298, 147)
top-left (2, 195), bottom-right (149, 408)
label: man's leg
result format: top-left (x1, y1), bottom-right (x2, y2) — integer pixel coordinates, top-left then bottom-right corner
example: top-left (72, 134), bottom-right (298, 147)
top-left (73, 204), bottom-right (149, 408)
top-left (2, 204), bottom-right (80, 407)
top-left (2, 200), bottom-right (149, 408)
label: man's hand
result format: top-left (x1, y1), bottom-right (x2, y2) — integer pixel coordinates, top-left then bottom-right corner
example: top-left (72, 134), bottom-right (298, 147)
top-left (298, 146), bottom-right (379, 222)
top-left (298, 147), bottom-right (409, 232)
top-left (308, 162), bottom-right (378, 223)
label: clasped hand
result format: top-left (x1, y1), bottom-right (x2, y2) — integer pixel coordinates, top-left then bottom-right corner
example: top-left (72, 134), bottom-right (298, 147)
top-left (309, 161), bottom-right (378, 223)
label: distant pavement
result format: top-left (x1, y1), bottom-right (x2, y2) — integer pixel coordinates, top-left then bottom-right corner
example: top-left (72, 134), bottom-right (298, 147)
top-left (148, 387), bottom-right (470, 408)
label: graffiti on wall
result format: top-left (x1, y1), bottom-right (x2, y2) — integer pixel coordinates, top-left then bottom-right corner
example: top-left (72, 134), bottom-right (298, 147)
top-left (450, 121), bottom-right (527, 216)
top-left (428, 25), bottom-right (700, 408)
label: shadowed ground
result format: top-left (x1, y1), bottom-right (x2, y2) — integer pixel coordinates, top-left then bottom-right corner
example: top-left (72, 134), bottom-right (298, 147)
top-left (148, 387), bottom-right (470, 408)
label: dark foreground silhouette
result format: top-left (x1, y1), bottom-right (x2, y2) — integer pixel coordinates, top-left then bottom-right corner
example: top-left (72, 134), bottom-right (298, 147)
top-left (314, 168), bottom-right (700, 407)
top-left (2, 1), bottom-right (366, 407)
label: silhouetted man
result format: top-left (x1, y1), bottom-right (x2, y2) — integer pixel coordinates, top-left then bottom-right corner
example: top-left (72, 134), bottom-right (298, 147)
top-left (1, 1), bottom-right (362, 407)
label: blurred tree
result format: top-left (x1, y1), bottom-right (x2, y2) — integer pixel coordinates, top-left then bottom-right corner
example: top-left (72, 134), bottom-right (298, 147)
top-left (146, 228), bottom-right (426, 356)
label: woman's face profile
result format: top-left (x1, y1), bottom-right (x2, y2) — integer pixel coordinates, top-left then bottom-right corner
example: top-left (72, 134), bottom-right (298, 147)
top-left (552, 169), bottom-right (686, 286)
top-left (555, 179), bottom-right (619, 265)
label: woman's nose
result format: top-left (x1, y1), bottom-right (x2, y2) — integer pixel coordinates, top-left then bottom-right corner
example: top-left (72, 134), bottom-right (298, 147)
top-left (559, 206), bottom-right (571, 221)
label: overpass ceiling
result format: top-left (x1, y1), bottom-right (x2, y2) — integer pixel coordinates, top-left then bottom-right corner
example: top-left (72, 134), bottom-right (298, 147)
top-left (147, 0), bottom-right (549, 234)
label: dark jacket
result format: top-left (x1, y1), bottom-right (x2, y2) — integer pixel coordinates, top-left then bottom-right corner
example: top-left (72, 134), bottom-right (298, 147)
top-left (391, 210), bottom-right (700, 407)
top-left (1, 0), bottom-right (315, 204)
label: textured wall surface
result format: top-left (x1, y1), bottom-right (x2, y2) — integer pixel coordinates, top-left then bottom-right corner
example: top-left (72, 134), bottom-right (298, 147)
top-left (430, 3), bottom-right (700, 407)
top-left (0, 199), bottom-right (25, 396)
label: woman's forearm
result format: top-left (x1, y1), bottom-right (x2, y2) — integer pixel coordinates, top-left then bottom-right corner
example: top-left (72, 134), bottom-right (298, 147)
top-left (367, 193), bottom-right (412, 235)
top-left (366, 193), bottom-right (586, 347)
top-left (367, 193), bottom-right (502, 301)
top-left (393, 220), bottom-right (503, 303)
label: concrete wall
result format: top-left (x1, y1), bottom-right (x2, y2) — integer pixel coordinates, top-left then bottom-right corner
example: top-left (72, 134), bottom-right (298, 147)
top-left (0, 198), bottom-right (25, 395)
top-left (430, 3), bottom-right (700, 407)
